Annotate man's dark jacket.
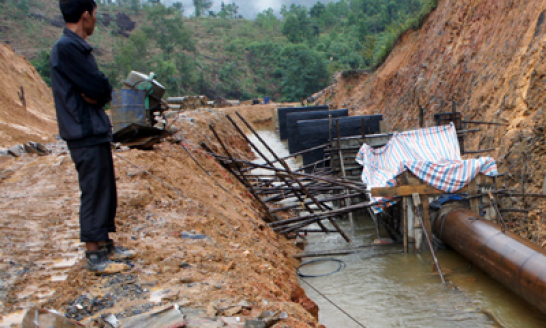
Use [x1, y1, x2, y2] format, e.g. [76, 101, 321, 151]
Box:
[50, 28, 113, 148]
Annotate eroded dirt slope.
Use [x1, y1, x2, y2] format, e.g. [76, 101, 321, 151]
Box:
[0, 44, 57, 147]
[0, 104, 320, 327]
[316, 0, 546, 245]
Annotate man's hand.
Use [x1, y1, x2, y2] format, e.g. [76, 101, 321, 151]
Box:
[81, 93, 98, 105]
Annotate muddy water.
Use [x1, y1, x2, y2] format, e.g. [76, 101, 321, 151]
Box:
[246, 129, 300, 175]
[249, 128, 546, 328]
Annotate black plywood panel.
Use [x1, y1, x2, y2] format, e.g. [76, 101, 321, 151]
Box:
[286, 109, 348, 154]
[277, 106, 329, 140]
[297, 115, 383, 171]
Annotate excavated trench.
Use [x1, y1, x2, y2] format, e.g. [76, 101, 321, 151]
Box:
[251, 122, 546, 328]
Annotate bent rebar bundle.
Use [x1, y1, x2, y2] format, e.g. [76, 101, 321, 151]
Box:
[202, 112, 385, 243]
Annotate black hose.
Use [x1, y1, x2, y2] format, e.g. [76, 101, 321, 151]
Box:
[296, 258, 346, 278]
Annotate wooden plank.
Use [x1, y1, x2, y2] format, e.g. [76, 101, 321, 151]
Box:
[403, 197, 408, 254]
[336, 123, 355, 238]
[371, 183, 469, 197]
[412, 194, 422, 251]
[469, 179, 479, 214]
[421, 196, 432, 240]
[412, 192, 446, 284]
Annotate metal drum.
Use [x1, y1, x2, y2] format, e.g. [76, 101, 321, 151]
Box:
[110, 89, 148, 134]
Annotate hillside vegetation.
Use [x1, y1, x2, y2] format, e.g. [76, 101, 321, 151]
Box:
[1, 0, 438, 101]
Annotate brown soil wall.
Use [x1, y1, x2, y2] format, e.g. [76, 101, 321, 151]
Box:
[0, 44, 57, 147]
[315, 0, 546, 247]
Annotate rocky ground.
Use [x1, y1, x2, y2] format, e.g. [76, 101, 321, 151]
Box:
[0, 104, 321, 328]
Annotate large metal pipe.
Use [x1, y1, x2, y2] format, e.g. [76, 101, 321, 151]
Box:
[432, 206, 546, 314]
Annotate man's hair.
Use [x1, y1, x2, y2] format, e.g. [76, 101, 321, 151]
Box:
[60, 0, 97, 23]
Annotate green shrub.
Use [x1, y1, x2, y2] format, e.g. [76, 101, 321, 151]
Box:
[30, 50, 51, 86]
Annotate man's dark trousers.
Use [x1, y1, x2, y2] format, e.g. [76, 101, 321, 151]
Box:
[70, 143, 117, 242]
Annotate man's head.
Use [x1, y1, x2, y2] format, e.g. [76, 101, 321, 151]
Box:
[60, 0, 97, 37]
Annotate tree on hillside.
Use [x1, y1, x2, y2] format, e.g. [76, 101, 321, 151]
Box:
[255, 8, 279, 30]
[282, 15, 303, 43]
[230, 2, 239, 17]
[113, 30, 149, 79]
[171, 1, 183, 13]
[309, 2, 326, 19]
[279, 4, 288, 17]
[142, 4, 195, 56]
[277, 44, 328, 101]
[328, 0, 349, 18]
[218, 1, 239, 19]
[193, 0, 212, 17]
[129, 0, 141, 14]
[108, 4, 197, 96]
[281, 5, 312, 43]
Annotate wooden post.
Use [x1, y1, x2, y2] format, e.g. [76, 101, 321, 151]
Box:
[18, 86, 26, 109]
[328, 115, 333, 144]
[403, 197, 408, 254]
[523, 155, 528, 209]
[488, 191, 508, 233]
[468, 179, 479, 215]
[451, 101, 457, 124]
[413, 193, 445, 284]
[361, 118, 367, 138]
[421, 195, 432, 241]
[336, 120, 355, 237]
[413, 195, 423, 251]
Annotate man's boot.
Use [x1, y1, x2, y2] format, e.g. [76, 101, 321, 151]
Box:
[101, 239, 136, 261]
[85, 249, 129, 275]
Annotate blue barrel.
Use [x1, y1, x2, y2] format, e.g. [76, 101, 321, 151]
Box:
[264, 96, 270, 104]
[111, 89, 148, 134]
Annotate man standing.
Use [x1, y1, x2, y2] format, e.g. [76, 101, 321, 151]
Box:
[51, 0, 134, 274]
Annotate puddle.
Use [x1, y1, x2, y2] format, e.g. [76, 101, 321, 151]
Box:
[0, 310, 26, 327]
[51, 257, 78, 270]
[51, 274, 68, 282]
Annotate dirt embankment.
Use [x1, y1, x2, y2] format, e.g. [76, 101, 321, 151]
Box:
[315, 0, 546, 246]
[0, 44, 57, 147]
[0, 44, 320, 327]
[0, 104, 321, 327]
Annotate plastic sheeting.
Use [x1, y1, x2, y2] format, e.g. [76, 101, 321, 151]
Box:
[355, 123, 498, 203]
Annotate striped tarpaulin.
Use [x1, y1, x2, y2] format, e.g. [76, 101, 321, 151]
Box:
[356, 123, 498, 205]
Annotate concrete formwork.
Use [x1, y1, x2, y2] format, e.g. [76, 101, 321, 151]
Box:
[286, 108, 349, 154]
[297, 115, 383, 171]
[277, 105, 329, 140]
